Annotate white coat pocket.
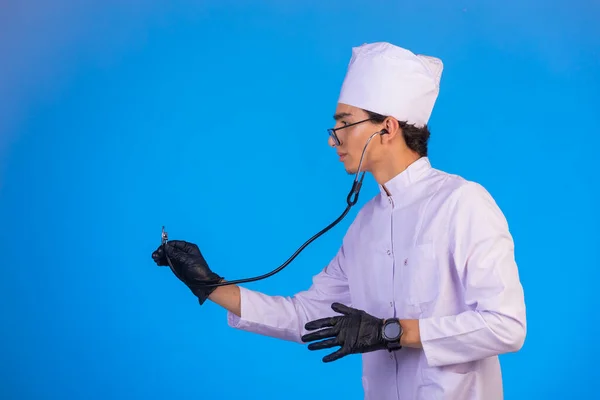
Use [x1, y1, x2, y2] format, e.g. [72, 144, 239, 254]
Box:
[399, 242, 440, 315]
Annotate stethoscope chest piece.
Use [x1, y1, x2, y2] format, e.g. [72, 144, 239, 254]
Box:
[161, 226, 168, 245]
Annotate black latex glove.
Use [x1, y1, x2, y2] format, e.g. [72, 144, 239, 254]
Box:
[152, 240, 223, 305]
[301, 302, 388, 363]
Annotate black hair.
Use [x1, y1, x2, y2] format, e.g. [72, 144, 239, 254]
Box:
[364, 110, 430, 157]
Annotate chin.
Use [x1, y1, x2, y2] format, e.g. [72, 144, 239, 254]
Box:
[341, 158, 361, 175]
[344, 165, 359, 175]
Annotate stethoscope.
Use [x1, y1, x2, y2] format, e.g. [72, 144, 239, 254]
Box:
[160, 128, 387, 288]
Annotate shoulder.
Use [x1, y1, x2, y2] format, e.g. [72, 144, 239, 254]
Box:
[429, 169, 509, 234]
[427, 167, 500, 211]
[419, 167, 509, 235]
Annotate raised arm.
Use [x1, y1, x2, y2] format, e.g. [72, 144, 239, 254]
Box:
[152, 238, 352, 344]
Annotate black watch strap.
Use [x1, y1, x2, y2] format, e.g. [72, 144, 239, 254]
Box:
[386, 339, 403, 352]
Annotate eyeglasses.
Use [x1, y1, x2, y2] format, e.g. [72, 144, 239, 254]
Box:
[327, 118, 374, 146]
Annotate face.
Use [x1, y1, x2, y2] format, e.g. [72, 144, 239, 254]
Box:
[328, 103, 384, 174]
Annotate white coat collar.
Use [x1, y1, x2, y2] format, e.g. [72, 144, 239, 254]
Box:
[378, 156, 432, 201]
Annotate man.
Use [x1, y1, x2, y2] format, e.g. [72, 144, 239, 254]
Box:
[152, 42, 527, 399]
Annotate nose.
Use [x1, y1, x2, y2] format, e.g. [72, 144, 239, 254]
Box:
[328, 135, 337, 147]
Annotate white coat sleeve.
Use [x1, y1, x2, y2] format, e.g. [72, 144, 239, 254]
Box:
[226, 244, 351, 343]
[419, 181, 527, 367]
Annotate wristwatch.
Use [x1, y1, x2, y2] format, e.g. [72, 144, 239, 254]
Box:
[382, 318, 403, 351]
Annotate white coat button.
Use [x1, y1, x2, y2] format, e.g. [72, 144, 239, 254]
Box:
[390, 302, 393, 307]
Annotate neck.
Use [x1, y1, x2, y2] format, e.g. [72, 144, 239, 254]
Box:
[371, 150, 421, 193]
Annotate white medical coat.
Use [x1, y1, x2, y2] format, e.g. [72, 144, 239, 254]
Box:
[228, 157, 527, 399]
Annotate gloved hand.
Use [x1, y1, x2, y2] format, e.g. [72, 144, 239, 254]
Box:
[152, 240, 223, 305]
[301, 303, 392, 362]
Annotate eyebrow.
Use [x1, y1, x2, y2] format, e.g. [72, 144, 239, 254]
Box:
[333, 112, 352, 121]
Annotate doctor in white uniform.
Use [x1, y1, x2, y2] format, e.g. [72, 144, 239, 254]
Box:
[152, 41, 527, 400]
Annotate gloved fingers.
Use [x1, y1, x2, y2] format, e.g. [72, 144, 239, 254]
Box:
[307, 338, 339, 351]
[331, 302, 358, 316]
[322, 348, 348, 363]
[304, 316, 340, 331]
[301, 327, 337, 343]
[167, 240, 201, 255]
[167, 247, 199, 266]
[152, 246, 169, 266]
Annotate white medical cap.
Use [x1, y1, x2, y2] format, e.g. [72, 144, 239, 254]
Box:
[337, 42, 443, 128]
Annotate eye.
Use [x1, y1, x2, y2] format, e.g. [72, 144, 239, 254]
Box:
[333, 120, 349, 130]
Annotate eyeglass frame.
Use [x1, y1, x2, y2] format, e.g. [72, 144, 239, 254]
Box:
[327, 118, 376, 146]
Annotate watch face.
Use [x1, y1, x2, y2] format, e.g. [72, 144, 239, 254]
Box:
[383, 321, 401, 339]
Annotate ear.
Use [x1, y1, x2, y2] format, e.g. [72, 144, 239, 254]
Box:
[380, 117, 401, 142]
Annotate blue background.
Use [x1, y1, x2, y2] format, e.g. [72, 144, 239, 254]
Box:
[1, 1, 599, 399]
